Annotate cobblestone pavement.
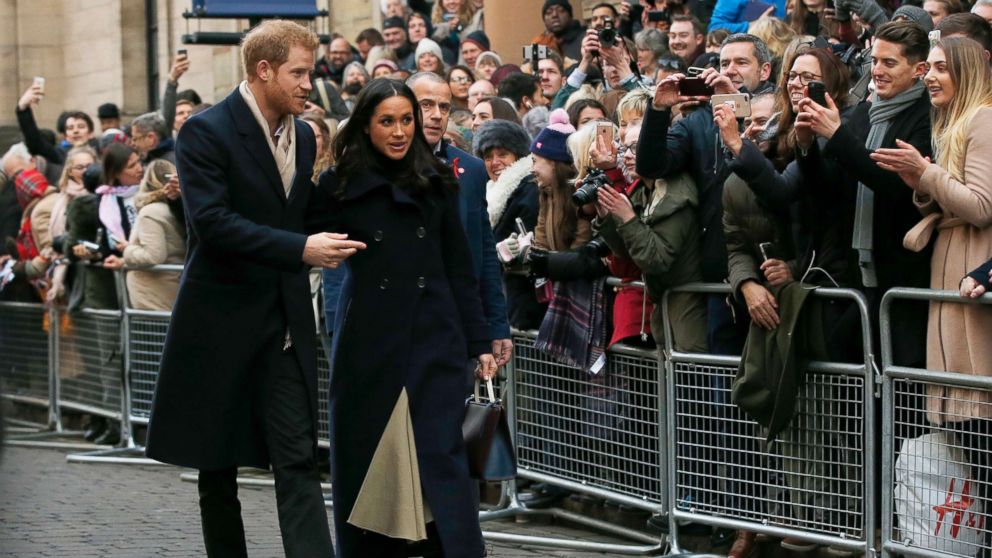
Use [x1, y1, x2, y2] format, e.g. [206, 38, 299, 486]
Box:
[0, 445, 650, 557]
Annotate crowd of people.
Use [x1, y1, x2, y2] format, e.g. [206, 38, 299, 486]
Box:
[4, 0, 992, 555]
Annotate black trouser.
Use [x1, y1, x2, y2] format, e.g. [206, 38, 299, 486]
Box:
[198, 347, 332, 558]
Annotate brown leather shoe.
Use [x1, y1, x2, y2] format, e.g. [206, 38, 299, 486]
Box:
[728, 531, 757, 558]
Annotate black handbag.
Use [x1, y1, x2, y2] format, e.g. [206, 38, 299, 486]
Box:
[462, 379, 516, 481]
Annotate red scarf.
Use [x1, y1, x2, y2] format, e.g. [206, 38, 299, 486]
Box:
[14, 168, 50, 261]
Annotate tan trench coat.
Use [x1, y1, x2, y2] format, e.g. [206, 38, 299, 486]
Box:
[908, 108, 992, 424]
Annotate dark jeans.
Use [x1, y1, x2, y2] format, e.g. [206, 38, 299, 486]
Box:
[198, 347, 332, 558]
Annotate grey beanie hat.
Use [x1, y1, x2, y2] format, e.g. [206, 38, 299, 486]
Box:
[892, 5, 935, 34]
[473, 119, 532, 159]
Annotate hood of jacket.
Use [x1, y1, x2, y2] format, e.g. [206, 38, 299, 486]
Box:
[637, 172, 697, 224]
[486, 155, 534, 227]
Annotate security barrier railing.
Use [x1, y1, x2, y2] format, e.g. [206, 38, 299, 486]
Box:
[19, 267, 992, 556]
[881, 288, 992, 558]
[0, 301, 56, 429]
[661, 283, 876, 554]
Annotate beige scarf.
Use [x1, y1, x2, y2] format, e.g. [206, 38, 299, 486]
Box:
[238, 80, 297, 197]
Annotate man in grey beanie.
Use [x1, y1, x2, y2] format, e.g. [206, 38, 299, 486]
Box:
[892, 4, 936, 33]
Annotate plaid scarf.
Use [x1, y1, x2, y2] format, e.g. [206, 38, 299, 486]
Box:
[534, 277, 608, 373]
[14, 168, 51, 260]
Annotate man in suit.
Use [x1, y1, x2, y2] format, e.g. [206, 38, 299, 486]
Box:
[406, 72, 512, 367]
[145, 20, 364, 558]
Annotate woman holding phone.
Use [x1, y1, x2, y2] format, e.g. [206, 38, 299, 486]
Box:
[307, 78, 496, 558]
[871, 37, 992, 484]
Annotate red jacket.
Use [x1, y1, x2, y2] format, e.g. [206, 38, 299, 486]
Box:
[603, 170, 654, 346]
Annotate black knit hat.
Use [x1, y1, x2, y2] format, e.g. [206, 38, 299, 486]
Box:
[473, 119, 532, 159]
[542, 0, 573, 16]
[383, 16, 405, 30]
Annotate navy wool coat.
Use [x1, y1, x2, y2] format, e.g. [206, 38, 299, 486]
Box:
[439, 141, 511, 341]
[308, 166, 491, 557]
[145, 89, 319, 471]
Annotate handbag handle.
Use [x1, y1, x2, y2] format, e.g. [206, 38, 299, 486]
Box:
[473, 378, 497, 402]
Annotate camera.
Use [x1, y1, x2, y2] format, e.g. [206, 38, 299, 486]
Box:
[598, 17, 617, 47]
[571, 168, 612, 206]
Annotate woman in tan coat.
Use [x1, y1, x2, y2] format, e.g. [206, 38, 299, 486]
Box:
[103, 159, 185, 311]
[873, 36, 992, 427]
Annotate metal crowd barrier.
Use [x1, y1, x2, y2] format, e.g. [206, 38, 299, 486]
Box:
[881, 288, 992, 558]
[0, 301, 58, 432]
[661, 283, 876, 554]
[479, 277, 668, 555]
[67, 266, 334, 465]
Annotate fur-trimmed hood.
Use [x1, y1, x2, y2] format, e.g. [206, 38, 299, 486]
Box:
[486, 155, 534, 228]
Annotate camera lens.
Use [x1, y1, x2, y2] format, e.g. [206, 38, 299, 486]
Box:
[598, 27, 616, 47]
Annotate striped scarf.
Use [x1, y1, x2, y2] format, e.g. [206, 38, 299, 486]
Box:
[534, 277, 608, 373]
[14, 168, 50, 260]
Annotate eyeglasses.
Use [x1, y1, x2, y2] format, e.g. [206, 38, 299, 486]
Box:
[419, 99, 452, 115]
[786, 71, 823, 86]
[619, 143, 638, 156]
[450, 76, 473, 85]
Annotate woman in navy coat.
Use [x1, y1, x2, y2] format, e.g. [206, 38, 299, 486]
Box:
[307, 78, 498, 557]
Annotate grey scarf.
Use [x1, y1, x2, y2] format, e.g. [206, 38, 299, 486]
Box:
[852, 80, 926, 287]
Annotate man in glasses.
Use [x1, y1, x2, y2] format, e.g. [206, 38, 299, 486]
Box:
[794, 20, 932, 371]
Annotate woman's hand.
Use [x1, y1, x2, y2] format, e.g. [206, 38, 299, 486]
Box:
[713, 103, 743, 156]
[596, 184, 637, 223]
[760, 258, 793, 286]
[741, 280, 780, 330]
[589, 132, 618, 170]
[961, 276, 987, 298]
[870, 139, 930, 189]
[103, 255, 125, 270]
[475, 354, 498, 380]
[72, 244, 99, 261]
[164, 175, 181, 200]
[797, 92, 842, 140]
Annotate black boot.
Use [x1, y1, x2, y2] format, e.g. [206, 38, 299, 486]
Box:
[94, 421, 120, 445]
[84, 416, 107, 442]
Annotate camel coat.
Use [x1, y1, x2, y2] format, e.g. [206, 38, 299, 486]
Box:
[910, 108, 992, 424]
[123, 201, 185, 311]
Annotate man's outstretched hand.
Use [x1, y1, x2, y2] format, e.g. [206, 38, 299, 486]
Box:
[303, 232, 366, 268]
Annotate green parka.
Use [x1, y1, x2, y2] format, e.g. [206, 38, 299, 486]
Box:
[596, 173, 707, 353]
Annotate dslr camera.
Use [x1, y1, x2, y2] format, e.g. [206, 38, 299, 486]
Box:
[598, 17, 617, 48]
[571, 168, 612, 206]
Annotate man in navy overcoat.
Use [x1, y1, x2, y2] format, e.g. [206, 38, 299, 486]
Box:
[145, 21, 363, 558]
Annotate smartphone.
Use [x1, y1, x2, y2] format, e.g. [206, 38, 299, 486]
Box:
[596, 122, 615, 146]
[522, 44, 549, 62]
[77, 240, 101, 253]
[647, 9, 670, 22]
[515, 217, 529, 236]
[33, 76, 45, 93]
[807, 80, 827, 107]
[758, 242, 778, 261]
[928, 30, 941, 50]
[678, 77, 714, 97]
[710, 93, 752, 118]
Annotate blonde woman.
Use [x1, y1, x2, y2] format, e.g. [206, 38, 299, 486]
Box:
[748, 17, 798, 79]
[43, 147, 97, 303]
[872, 36, 992, 486]
[103, 159, 185, 311]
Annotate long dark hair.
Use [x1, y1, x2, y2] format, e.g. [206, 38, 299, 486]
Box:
[101, 143, 137, 186]
[332, 78, 453, 193]
[774, 47, 850, 167]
